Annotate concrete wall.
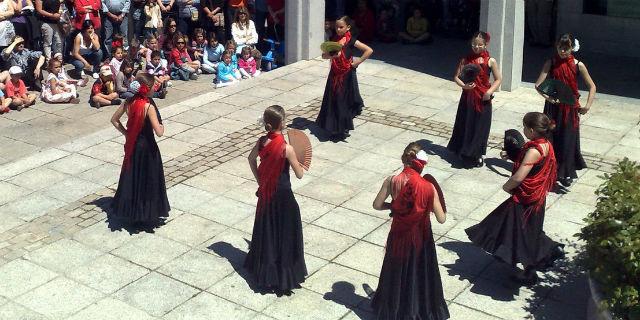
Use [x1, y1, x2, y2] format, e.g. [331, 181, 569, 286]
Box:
[557, 2, 640, 58]
[285, 0, 325, 64]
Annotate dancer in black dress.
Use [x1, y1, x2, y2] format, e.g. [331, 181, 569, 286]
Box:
[466, 112, 564, 285]
[535, 33, 596, 187]
[371, 142, 449, 320]
[110, 73, 170, 228]
[447, 31, 502, 168]
[245, 105, 308, 294]
[316, 16, 373, 142]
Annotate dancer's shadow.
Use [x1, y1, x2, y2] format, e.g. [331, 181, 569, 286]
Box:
[323, 281, 376, 320]
[92, 196, 164, 235]
[289, 117, 331, 142]
[438, 241, 522, 301]
[484, 157, 512, 178]
[207, 241, 267, 294]
[415, 139, 462, 168]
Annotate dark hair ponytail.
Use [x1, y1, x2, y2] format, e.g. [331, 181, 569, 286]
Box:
[471, 31, 490, 44]
[523, 112, 555, 138]
[263, 105, 285, 132]
[557, 33, 575, 50]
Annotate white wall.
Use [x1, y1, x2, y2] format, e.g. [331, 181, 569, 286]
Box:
[557, 1, 640, 58]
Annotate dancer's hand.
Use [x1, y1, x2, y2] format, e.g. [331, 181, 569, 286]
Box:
[462, 83, 476, 90]
[578, 106, 590, 115]
[482, 92, 492, 101]
[500, 150, 509, 160]
[545, 97, 560, 104]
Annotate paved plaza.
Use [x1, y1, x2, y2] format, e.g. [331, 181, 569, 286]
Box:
[0, 48, 639, 319]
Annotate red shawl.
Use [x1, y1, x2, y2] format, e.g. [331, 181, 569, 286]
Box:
[511, 138, 557, 222]
[122, 84, 151, 171]
[331, 31, 353, 92]
[389, 166, 434, 259]
[257, 132, 287, 210]
[464, 50, 491, 113]
[551, 55, 580, 129]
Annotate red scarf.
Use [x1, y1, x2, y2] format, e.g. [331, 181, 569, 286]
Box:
[512, 138, 557, 223]
[257, 132, 287, 210]
[331, 31, 353, 93]
[389, 166, 434, 259]
[551, 55, 580, 129]
[464, 50, 491, 113]
[122, 84, 151, 171]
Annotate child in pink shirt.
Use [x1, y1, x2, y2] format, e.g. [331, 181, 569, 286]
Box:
[238, 46, 260, 78]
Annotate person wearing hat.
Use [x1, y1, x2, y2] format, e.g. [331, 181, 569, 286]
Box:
[6, 66, 37, 111]
[90, 65, 121, 108]
[2, 35, 45, 91]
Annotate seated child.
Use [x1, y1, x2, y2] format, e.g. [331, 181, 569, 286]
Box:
[0, 89, 11, 114]
[53, 53, 88, 87]
[109, 46, 125, 77]
[115, 58, 136, 99]
[147, 50, 170, 98]
[0, 70, 9, 92]
[170, 34, 201, 81]
[225, 40, 239, 70]
[6, 66, 37, 111]
[352, 0, 375, 42]
[190, 27, 206, 61]
[90, 65, 121, 108]
[399, 8, 432, 44]
[238, 46, 260, 78]
[41, 59, 80, 104]
[216, 50, 241, 88]
[201, 32, 224, 74]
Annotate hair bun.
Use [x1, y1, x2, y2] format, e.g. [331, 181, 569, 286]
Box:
[548, 119, 557, 131]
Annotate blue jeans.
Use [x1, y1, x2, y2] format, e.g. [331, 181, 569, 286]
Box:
[71, 50, 103, 74]
[103, 14, 129, 55]
[131, 6, 145, 42]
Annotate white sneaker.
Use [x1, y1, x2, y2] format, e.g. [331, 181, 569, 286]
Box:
[92, 73, 99, 79]
[80, 70, 86, 77]
[166, 81, 173, 87]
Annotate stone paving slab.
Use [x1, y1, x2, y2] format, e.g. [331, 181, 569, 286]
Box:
[0, 52, 637, 320]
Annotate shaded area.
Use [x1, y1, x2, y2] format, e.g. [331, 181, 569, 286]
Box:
[484, 157, 512, 178]
[369, 37, 640, 99]
[323, 281, 375, 320]
[91, 196, 165, 235]
[290, 116, 332, 142]
[416, 138, 466, 169]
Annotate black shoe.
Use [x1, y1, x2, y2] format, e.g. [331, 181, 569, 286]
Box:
[511, 268, 538, 286]
[111, 99, 123, 105]
[559, 177, 573, 187]
[475, 157, 484, 168]
[362, 284, 375, 298]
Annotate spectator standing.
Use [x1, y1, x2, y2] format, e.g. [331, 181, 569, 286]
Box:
[131, 0, 146, 42]
[36, 0, 63, 60]
[266, 0, 283, 40]
[11, 0, 37, 48]
[102, 0, 131, 54]
[73, 0, 102, 31]
[176, 0, 199, 36]
[0, 0, 16, 51]
[144, 0, 162, 38]
[225, 0, 244, 39]
[201, 0, 224, 42]
[253, 0, 266, 41]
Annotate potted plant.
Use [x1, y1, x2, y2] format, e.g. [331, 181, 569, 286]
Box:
[577, 158, 640, 320]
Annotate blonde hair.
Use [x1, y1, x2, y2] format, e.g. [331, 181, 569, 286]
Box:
[401, 142, 422, 165]
[263, 105, 285, 132]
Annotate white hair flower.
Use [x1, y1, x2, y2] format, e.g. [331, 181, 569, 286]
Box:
[257, 115, 265, 126]
[573, 38, 580, 52]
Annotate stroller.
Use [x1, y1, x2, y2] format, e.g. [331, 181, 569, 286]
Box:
[261, 25, 285, 71]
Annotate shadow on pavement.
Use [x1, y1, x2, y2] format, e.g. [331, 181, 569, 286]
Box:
[438, 241, 523, 301]
[485, 157, 512, 178]
[323, 281, 375, 320]
[91, 196, 166, 235]
[416, 138, 462, 168]
[289, 117, 332, 142]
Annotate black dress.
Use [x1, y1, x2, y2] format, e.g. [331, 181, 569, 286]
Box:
[316, 35, 364, 138]
[244, 161, 307, 292]
[447, 64, 492, 163]
[543, 60, 587, 181]
[465, 163, 564, 270]
[112, 102, 170, 223]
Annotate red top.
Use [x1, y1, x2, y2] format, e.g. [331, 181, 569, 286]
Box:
[331, 31, 353, 92]
[512, 139, 557, 221]
[123, 84, 151, 170]
[256, 132, 287, 210]
[551, 54, 581, 128]
[388, 166, 434, 259]
[6, 79, 27, 97]
[170, 48, 192, 66]
[73, 0, 102, 30]
[463, 50, 491, 113]
[228, 0, 244, 8]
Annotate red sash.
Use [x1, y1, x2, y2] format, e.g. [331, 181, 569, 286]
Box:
[122, 84, 151, 171]
[389, 166, 434, 259]
[331, 31, 353, 92]
[551, 55, 581, 129]
[511, 139, 557, 222]
[464, 50, 491, 113]
[256, 132, 287, 210]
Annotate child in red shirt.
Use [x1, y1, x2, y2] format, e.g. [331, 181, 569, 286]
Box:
[90, 65, 121, 108]
[170, 34, 201, 80]
[6, 66, 36, 111]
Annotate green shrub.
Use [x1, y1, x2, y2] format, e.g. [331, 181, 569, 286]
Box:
[578, 158, 640, 320]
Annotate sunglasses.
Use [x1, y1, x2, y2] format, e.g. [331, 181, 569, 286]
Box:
[176, 41, 185, 44]
[169, 24, 177, 27]
[239, 12, 246, 15]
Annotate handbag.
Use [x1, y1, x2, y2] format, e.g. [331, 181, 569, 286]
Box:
[190, 7, 199, 22]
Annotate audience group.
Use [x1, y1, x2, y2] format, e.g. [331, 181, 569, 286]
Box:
[0, 0, 285, 113]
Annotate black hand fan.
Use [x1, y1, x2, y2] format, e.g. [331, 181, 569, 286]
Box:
[459, 64, 481, 84]
[503, 129, 525, 162]
[536, 79, 576, 105]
